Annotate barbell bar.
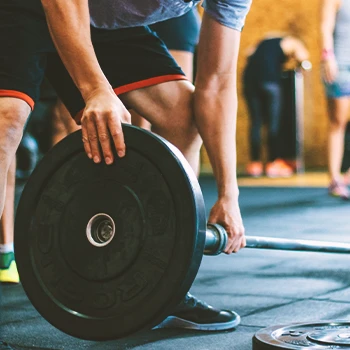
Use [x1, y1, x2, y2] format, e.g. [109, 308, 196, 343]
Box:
[206, 223, 350, 255]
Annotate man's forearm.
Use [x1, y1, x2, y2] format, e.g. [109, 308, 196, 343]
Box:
[194, 86, 239, 198]
[194, 14, 241, 199]
[41, 0, 111, 99]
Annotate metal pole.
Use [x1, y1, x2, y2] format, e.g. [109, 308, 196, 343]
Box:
[205, 223, 350, 256]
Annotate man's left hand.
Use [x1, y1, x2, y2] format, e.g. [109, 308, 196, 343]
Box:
[208, 197, 246, 254]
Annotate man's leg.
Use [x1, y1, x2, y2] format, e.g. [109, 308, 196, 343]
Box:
[120, 82, 240, 331]
[52, 99, 80, 146]
[131, 50, 196, 132]
[0, 98, 30, 215]
[0, 158, 19, 283]
[120, 80, 202, 175]
[0, 98, 30, 282]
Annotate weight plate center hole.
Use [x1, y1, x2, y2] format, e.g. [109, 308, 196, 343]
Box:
[86, 213, 115, 247]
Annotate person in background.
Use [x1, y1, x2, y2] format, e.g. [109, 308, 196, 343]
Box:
[321, 0, 350, 200]
[243, 34, 309, 178]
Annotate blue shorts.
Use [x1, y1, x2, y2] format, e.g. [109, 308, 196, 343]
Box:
[324, 65, 350, 98]
[149, 9, 200, 53]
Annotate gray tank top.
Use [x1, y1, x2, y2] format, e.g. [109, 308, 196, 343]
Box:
[88, 0, 199, 29]
[88, 0, 252, 32]
[334, 0, 350, 65]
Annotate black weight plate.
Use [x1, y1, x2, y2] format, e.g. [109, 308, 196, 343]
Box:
[15, 124, 206, 340]
[253, 321, 350, 350]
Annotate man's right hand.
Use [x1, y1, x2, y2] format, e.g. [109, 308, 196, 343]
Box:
[81, 87, 131, 165]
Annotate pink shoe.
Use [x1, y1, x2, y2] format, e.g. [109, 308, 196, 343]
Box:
[266, 159, 293, 178]
[246, 161, 263, 177]
[328, 180, 350, 200]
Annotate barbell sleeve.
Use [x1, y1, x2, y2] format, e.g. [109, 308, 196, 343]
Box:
[205, 223, 350, 256]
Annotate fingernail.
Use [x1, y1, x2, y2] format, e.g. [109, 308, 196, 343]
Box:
[88, 153, 92, 159]
[93, 156, 100, 163]
[105, 157, 112, 165]
[118, 151, 125, 157]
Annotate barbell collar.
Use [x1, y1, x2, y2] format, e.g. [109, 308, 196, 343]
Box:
[205, 224, 350, 255]
[205, 223, 228, 255]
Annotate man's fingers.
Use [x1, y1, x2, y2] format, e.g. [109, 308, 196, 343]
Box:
[241, 235, 247, 249]
[85, 117, 101, 163]
[224, 228, 245, 254]
[108, 114, 127, 158]
[81, 124, 92, 159]
[96, 118, 114, 165]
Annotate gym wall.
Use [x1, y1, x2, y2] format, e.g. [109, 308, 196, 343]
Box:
[201, 0, 332, 173]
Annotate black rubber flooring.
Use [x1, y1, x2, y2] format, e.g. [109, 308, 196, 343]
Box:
[1, 176, 350, 349]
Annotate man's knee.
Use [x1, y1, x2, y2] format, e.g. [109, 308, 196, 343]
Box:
[0, 98, 30, 159]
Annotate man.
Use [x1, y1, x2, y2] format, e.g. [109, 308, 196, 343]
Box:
[0, 0, 251, 331]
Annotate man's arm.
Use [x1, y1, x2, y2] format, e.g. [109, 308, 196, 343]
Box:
[41, 0, 130, 164]
[194, 13, 245, 254]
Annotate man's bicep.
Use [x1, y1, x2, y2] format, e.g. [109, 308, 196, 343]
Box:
[201, 0, 252, 32]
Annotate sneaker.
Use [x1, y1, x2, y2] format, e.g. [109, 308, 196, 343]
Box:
[266, 159, 293, 178]
[154, 293, 240, 331]
[0, 259, 20, 284]
[246, 161, 263, 177]
[328, 179, 350, 200]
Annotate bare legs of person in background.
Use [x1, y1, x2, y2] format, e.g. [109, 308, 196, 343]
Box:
[131, 50, 194, 131]
[327, 96, 350, 199]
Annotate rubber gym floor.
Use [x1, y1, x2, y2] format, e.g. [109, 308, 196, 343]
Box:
[2, 174, 350, 350]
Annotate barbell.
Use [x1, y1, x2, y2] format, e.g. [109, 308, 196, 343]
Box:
[14, 124, 350, 341]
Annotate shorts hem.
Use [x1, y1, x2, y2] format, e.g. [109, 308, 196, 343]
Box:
[0, 90, 34, 110]
[74, 74, 187, 124]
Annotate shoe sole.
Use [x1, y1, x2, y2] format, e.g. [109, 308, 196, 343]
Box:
[153, 314, 241, 331]
[0, 261, 20, 284]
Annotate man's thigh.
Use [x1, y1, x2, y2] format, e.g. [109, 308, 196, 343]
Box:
[120, 80, 195, 128]
[47, 26, 188, 123]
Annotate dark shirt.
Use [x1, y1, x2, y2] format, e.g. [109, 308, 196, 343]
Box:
[244, 37, 287, 85]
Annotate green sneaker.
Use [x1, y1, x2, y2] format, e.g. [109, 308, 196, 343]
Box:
[0, 252, 19, 283]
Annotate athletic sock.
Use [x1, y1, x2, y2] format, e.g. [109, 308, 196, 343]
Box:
[0, 243, 15, 269]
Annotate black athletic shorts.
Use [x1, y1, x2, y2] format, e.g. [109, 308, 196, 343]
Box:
[0, 5, 186, 122]
[150, 8, 200, 53]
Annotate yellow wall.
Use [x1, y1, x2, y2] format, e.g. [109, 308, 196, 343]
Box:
[201, 0, 331, 173]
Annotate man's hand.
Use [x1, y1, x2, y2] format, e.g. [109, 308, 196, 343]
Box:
[81, 87, 131, 164]
[208, 197, 246, 254]
[322, 56, 338, 84]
